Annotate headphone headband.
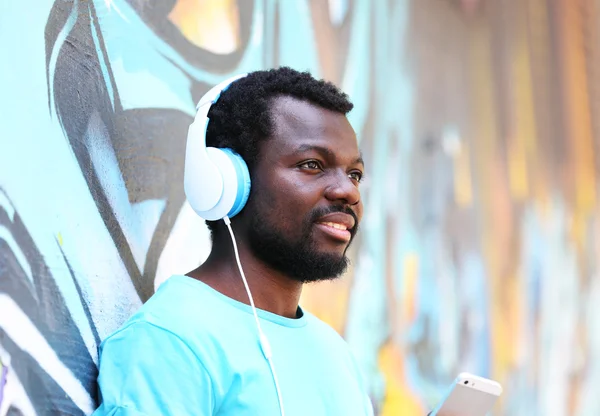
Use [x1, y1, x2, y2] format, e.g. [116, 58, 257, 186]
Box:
[184, 73, 252, 220]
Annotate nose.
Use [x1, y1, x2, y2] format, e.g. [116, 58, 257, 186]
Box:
[324, 170, 361, 206]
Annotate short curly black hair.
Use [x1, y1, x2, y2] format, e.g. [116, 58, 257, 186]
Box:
[204, 66, 354, 236]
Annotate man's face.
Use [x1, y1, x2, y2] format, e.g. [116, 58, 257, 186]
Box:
[242, 96, 364, 283]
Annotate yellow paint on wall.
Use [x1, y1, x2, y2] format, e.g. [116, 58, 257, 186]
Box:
[559, 0, 596, 215]
[454, 144, 474, 207]
[169, 0, 240, 54]
[526, 0, 552, 207]
[507, 136, 529, 200]
[378, 342, 424, 416]
[507, 2, 540, 201]
[401, 253, 419, 324]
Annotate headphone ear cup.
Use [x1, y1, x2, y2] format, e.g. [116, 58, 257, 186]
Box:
[197, 148, 250, 220]
[220, 148, 251, 218]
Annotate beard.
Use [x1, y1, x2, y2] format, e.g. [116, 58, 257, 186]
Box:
[245, 204, 358, 283]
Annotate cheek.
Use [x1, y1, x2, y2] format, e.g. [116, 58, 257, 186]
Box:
[258, 179, 316, 229]
[250, 182, 302, 227]
[271, 188, 306, 226]
[250, 162, 326, 222]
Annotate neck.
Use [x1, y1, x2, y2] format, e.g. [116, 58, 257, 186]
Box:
[186, 231, 303, 319]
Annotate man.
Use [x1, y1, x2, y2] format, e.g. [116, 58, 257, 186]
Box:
[93, 67, 373, 415]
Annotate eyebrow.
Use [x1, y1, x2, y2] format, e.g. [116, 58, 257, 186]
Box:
[293, 144, 365, 167]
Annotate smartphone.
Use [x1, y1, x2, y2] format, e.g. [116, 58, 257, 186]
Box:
[429, 372, 503, 416]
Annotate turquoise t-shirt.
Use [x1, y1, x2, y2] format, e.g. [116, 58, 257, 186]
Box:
[93, 275, 374, 415]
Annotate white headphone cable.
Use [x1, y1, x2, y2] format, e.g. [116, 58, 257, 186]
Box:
[223, 216, 285, 416]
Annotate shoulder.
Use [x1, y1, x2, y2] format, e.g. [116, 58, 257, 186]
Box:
[121, 275, 234, 339]
[98, 319, 202, 366]
[100, 275, 255, 365]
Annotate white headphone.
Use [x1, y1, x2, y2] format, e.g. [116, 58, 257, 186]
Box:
[184, 73, 252, 221]
[184, 74, 286, 416]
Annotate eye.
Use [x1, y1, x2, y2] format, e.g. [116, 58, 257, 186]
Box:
[348, 170, 363, 183]
[298, 160, 323, 170]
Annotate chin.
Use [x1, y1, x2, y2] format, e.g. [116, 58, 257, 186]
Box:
[299, 253, 350, 283]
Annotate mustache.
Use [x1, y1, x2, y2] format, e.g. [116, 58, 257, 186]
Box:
[308, 205, 360, 235]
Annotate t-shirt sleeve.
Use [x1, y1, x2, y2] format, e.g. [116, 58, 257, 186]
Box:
[92, 321, 215, 416]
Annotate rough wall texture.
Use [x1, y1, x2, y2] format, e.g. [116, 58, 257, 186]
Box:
[1, 0, 599, 415]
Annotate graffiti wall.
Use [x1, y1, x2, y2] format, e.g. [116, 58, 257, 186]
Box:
[1, 0, 599, 415]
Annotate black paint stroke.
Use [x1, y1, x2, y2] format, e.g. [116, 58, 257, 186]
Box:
[0, 188, 98, 413]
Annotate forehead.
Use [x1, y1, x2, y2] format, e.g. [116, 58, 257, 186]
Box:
[266, 96, 359, 156]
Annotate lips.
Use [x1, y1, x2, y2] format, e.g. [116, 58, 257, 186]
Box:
[318, 221, 348, 230]
[314, 212, 356, 243]
[316, 212, 355, 230]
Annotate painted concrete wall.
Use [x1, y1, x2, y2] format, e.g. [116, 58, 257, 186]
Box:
[1, 0, 599, 415]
